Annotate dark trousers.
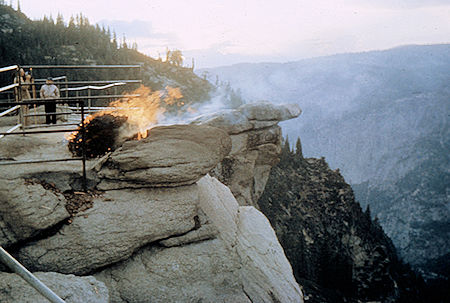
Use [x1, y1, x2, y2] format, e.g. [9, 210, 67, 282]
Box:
[45, 102, 57, 124]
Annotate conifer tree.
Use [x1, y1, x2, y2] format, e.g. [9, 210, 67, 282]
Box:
[295, 137, 303, 158]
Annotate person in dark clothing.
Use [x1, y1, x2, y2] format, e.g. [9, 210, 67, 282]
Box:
[39, 77, 60, 124]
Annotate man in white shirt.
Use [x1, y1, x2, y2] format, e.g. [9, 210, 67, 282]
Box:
[40, 77, 60, 124]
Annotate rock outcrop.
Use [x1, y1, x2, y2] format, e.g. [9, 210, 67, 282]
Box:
[1, 122, 303, 302]
[17, 185, 198, 275]
[97, 124, 231, 189]
[95, 175, 303, 303]
[0, 272, 109, 303]
[193, 101, 301, 206]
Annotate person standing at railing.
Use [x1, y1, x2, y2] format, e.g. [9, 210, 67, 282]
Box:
[14, 68, 32, 125]
[40, 77, 60, 124]
[14, 68, 32, 100]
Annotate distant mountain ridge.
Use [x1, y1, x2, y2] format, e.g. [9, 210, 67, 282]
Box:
[201, 44, 450, 272]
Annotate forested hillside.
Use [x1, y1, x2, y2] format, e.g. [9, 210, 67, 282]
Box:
[258, 139, 447, 303]
[0, 4, 213, 104]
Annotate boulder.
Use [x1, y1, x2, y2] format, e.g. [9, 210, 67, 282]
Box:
[192, 101, 302, 134]
[0, 178, 69, 247]
[239, 101, 302, 121]
[17, 185, 198, 275]
[97, 124, 231, 189]
[0, 271, 108, 303]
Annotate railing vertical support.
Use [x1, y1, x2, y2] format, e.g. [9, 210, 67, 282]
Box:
[65, 77, 68, 98]
[87, 87, 91, 112]
[80, 102, 87, 192]
[0, 247, 66, 303]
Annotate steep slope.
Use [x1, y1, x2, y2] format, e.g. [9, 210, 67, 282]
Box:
[258, 140, 426, 303]
[201, 45, 450, 269]
[0, 4, 213, 104]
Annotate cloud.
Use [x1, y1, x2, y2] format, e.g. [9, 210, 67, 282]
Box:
[98, 18, 182, 57]
[99, 19, 178, 41]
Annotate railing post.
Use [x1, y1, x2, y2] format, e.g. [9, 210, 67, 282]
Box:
[0, 247, 66, 303]
[87, 87, 91, 113]
[80, 101, 87, 192]
[65, 76, 68, 98]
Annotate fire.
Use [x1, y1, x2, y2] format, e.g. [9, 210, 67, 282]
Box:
[66, 85, 183, 157]
[67, 85, 183, 141]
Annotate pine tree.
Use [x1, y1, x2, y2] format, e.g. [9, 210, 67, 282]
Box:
[281, 136, 291, 158]
[122, 34, 128, 49]
[365, 204, 372, 219]
[111, 31, 117, 49]
[56, 13, 64, 26]
[295, 137, 303, 159]
[68, 15, 75, 28]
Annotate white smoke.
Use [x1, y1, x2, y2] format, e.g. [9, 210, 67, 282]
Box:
[158, 85, 246, 126]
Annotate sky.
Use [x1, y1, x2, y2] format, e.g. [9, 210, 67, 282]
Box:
[18, 0, 450, 68]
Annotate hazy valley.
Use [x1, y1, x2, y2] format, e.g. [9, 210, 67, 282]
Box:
[201, 44, 450, 274]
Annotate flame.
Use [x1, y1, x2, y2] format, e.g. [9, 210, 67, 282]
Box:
[66, 85, 183, 142]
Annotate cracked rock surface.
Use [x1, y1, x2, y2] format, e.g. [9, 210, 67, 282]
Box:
[16, 185, 198, 275]
[0, 178, 69, 247]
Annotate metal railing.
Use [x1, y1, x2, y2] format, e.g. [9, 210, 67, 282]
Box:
[0, 64, 143, 302]
[0, 99, 88, 190]
[0, 246, 65, 303]
[0, 65, 142, 181]
[22, 65, 141, 69]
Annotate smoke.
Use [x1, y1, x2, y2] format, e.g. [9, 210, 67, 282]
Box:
[158, 85, 246, 126]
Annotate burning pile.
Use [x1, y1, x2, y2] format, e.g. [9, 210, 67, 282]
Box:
[68, 114, 128, 157]
[67, 86, 182, 158]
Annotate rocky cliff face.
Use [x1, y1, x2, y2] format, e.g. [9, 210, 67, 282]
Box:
[193, 101, 302, 207]
[192, 103, 429, 302]
[0, 110, 302, 302]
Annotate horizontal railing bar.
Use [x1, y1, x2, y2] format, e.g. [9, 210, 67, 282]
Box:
[0, 83, 19, 93]
[0, 128, 76, 135]
[0, 157, 83, 165]
[68, 106, 115, 110]
[34, 76, 67, 81]
[24, 123, 80, 129]
[0, 94, 140, 106]
[0, 105, 20, 117]
[70, 111, 100, 114]
[0, 65, 19, 73]
[35, 80, 141, 84]
[0, 124, 21, 139]
[60, 83, 126, 92]
[22, 65, 141, 69]
[24, 112, 74, 117]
